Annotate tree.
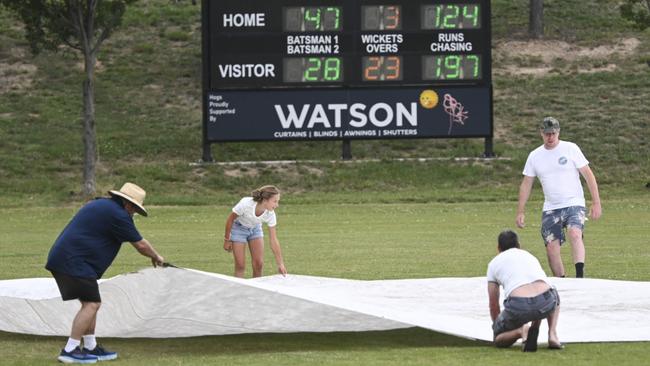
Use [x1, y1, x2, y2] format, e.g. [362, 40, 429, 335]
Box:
[0, 0, 137, 197]
[529, 0, 544, 38]
[621, 0, 650, 30]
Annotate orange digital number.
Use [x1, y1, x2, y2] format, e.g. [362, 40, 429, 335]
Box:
[385, 6, 400, 30]
[364, 56, 380, 80]
[386, 56, 400, 80]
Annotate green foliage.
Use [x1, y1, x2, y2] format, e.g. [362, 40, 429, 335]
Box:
[620, 0, 650, 30]
[0, 0, 137, 53]
[0, 0, 143, 195]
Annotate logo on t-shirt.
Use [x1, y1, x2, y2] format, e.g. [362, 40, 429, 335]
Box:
[558, 156, 568, 165]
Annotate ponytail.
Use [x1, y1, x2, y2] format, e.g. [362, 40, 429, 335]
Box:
[251, 185, 280, 202]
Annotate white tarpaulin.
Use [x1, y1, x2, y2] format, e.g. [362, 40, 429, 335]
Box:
[1, 267, 649, 343]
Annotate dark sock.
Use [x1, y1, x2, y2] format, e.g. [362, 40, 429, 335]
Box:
[575, 262, 584, 278]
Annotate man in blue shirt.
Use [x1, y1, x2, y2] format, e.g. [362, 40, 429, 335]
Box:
[46, 182, 165, 363]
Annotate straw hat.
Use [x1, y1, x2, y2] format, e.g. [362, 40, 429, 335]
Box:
[108, 182, 148, 217]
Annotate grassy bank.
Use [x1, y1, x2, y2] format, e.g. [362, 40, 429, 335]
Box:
[0, 0, 649, 206]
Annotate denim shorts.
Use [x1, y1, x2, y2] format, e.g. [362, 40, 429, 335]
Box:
[230, 220, 263, 243]
[541, 206, 586, 246]
[492, 287, 560, 337]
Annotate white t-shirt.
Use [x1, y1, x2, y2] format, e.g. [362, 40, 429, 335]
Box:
[232, 197, 277, 228]
[486, 248, 550, 298]
[522, 140, 589, 210]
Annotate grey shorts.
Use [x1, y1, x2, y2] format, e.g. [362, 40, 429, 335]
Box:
[492, 287, 560, 337]
[541, 206, 586, 246]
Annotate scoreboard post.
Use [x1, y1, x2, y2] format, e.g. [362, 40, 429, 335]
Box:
[201, 0, 493, 162]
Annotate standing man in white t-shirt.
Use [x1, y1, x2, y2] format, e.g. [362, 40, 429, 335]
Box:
[516, 117, 602, 278]
[487, 230, 562, 351]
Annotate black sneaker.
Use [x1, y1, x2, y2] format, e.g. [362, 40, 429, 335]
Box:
[522, 327, 539, 352]
[83, 345, 118, 361]
[57, 346, 98, 364]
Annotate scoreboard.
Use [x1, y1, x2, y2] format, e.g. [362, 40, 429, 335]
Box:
[201, 0, 493, 156]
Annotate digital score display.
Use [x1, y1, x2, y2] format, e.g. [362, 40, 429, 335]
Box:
[283, 57, 343, 83]
[202, 0, 493, 148]
[362, 5, 402, 30]
[422, 54, 481, 80]
[207, 0, 491, 88]
[362, 56, 402, 81]
[283, 6, 343, 31]
[421, 4, 481, 29]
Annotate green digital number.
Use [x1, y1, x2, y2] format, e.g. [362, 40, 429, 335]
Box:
[445, 55, 461, 78]
[467, 55, 480, 77]
[443, 5, 459, 28]
[431, 4, 480, 29]
[435, 5, 460, 29]
[435, 57, 443, 79]
[324, 58, 341, 81]
[304, 8, 321, 30]
[425, 55, 481, 80]
[463, 5, 480, 28]
[325, 7, 340, 30]
[434, 5, 442, 28]
[303, 58, 341, 81]
[304, 58, 321, 81]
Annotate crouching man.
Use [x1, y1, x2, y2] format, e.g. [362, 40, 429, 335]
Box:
[487, 230, 562, 352]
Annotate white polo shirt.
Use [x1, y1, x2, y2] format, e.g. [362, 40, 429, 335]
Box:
[487, 248, 550, 298]
[232, 197, 277, 228]
[522, 140, 589, 211]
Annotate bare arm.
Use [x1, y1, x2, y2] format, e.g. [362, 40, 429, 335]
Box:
[488, 281, 501, 322]
[268, 226, 287, 276]
[516, 175, 535, 228]
[579, 165, 601, 220]
[130, 239, 164, 267]
[223, 212, 237, 252]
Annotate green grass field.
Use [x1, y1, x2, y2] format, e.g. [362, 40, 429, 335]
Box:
[2, 201, 650, 281]
[1, 200, 649, 365]
[1, 0, 650, 364]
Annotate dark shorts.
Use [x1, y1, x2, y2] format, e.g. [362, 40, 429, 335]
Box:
[51, 271, 101, 302]
[541, 206, 586, 246]
[492, 287, 560, 337]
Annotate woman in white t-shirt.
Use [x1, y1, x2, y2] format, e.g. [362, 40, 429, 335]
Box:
[223, 185, 287, 278]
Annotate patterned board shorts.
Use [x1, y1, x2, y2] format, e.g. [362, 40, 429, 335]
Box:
[541, 206, 586, 246]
